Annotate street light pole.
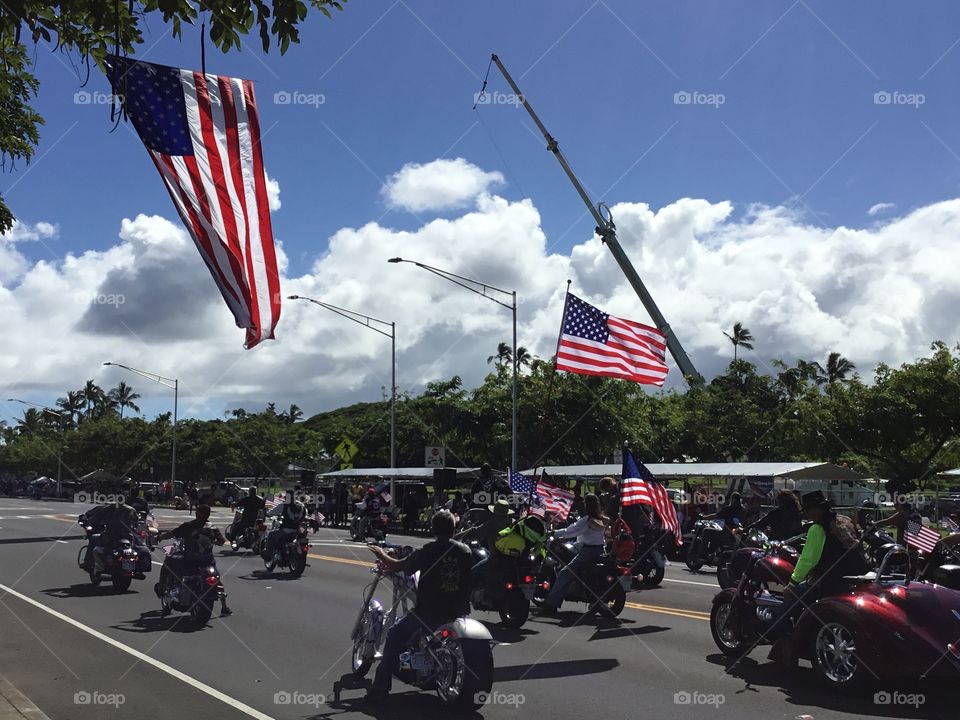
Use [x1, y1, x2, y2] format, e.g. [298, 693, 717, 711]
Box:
[288, 295, 397, 500]
[388, 257, 519, 472]
[103, 363, 178, 489]
[7, 399, 63, 497]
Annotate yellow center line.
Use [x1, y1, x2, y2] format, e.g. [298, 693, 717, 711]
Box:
[308, 552, 709, 621]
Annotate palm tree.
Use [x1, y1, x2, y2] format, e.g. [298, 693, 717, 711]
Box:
[81, 379, 105, 417]
[56, 390, 85, 427]
[515, 346, 532, 370]
[486, 342, 512, 370]
[723, 322, 754, 361]
[16, 408, 45, 435]
[819, 352, 856, 385]
[108, 381, 141, 419]
[286, 403, 303, 424]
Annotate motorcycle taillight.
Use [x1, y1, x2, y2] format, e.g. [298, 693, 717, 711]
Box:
[205, 575, 218, 587]
[523, 575, 535, 584]
[505, 582, 515, 590]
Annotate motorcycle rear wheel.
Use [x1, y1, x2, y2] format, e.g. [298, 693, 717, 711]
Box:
[531, 567, 555, 607]
[89, 569, 102, 586]
[112, 574, 132, 593]
[498, 589, 530, 628]
[642, 564, 665, 588]
[436, 639, 493, 710]
[190, 592, 214, 625]
[593, 583, 626, 617]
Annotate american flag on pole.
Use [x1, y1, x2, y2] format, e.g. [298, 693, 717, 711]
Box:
[509, 469, 536, 496]
[264, 493, 284, 511]
[622, 449, 682, 545]
[943, 517, 959, 534]
[905, 520, 940, 554]
[536, 478, 574, 522]
[106, 57, 281, 348]
[555, 293, 668, 386]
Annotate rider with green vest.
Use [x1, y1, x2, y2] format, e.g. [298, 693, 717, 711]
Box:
[470, 514, 547, 585]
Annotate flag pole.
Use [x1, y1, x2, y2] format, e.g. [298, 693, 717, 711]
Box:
[532, 280, 572, 466]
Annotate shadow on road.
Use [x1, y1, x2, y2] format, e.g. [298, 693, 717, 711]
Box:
[236, 569, 307, 582]
[494, 657, 619, 682]
[588, 621, 669, 641]
[479, 622, 539, 644]
[41, 584, 129, 599]
[0, 535, 86, 545]
[707, 653, 951, 719]
[321, 673, 483, 720]
[110, 609, 212, 634]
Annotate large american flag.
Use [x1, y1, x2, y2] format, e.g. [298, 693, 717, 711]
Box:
[107, 57, 281, 348]
[555, 293, 668, 386]
[621, 449, 682, 545]
[905, 520, 940, 554]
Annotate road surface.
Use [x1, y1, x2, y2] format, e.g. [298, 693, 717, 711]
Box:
[0, 498, 950, 719]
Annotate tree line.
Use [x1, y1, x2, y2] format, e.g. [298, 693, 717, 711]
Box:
[2, 335, 959, 496]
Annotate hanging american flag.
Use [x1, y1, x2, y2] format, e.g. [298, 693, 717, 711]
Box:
[622, 449, 682, 545]
[106, 56, 281, 348]
[555, 292, 668, 386]
[905, 520, 940, 554]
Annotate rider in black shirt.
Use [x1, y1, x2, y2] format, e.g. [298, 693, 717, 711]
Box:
[366, 510, 472, 701]
[236, 488, 265, 532]
[156, 505, 231, 615]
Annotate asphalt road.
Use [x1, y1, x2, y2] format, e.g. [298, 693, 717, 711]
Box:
[0, 498, 951, 720]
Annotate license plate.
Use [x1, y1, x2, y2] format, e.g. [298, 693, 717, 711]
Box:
[521, 585, 535, 600]
[121, 559, 136, 571]
[618, 576, 632, 590]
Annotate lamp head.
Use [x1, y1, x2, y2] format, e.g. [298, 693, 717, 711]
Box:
[287, 295, 300, 300]
[387, 257, 403, 264]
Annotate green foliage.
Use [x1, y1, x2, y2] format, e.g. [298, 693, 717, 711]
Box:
[0, 1, 347, 233]
[2, 343, 959, 488]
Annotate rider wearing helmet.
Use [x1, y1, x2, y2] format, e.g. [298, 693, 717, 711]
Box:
[262, 490, 307, 570]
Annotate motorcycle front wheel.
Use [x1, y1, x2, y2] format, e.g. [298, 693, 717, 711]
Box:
[685, 543, 704, 572]
[710, 597, 749, 656]
[289, 549, 307, 577]
[435, 639, 493, 710]
[351, 614, 374, 678]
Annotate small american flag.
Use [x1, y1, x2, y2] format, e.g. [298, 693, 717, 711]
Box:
[106, 56, 281, 348]
[943, 517, 959, 534]
[622, 449, 682, 545]
[905, 520, 940, 554]
[537, 479, 574, 522]
[509, 469, 536, 496]
[555, 292, 668, 386]
[264, 493, 284, 510]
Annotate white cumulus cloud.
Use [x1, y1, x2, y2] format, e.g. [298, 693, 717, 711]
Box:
[2, 159, 959, 420]
[382, 157, 504, 213]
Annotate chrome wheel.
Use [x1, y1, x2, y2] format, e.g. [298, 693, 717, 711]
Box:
[713, 602, 738, 649]
[434, 641, 466, 705]
[815, 623, 858, 685]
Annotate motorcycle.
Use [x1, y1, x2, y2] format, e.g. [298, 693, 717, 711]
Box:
[710, 541, 960, 688]
[350, 545, 494, 710]
[227, 510, 266, 552]
[719, 531, 803, 589]
[468, 542, 539, 628]
[77, 532, 145, 593]
[625, 526, 672, 588]
[532, 539, 630, 617]
[137, 510, 159, 551]
[685, 518, 736, 572]
[157, 541, 226, 625]
[915, 537, 960, 590]
[351, 512, 390, 542]
[264, 519, 310, 576]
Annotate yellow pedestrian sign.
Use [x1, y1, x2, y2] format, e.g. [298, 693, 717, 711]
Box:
[340, 463, 354, 470]
[335, 437, 358, 463]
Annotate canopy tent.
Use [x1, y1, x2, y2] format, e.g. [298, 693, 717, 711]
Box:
[316, 467, 482, 483]
[520, 462, 866, 482]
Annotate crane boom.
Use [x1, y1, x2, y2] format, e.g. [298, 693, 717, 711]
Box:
[489, 53, 701, 381]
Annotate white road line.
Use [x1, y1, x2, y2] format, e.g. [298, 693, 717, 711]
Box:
[55, 540, 68, 544]
[0, 583, 275, 720]
[662, 577, 717, 588]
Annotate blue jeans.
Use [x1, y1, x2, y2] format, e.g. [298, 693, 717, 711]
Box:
[545, 544, 603, 610]
[372, 613, 423, 693]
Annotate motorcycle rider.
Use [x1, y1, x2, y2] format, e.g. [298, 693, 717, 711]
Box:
[231, 487, 265, 541]
[745, 490, 803, 540]
[768, 491, 866, 658]
[156, 504, 231, 616]
[356, 486, 384, 539]
[84, 499, 140, 573]
[263, 490, 307, 570]
[456, 498, 514, 549]
[469, 511, 547, 585]
[538, 494, 607, 614]
[366, 510, 473, 702]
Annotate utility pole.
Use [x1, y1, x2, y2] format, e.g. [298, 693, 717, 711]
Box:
[488, 54, 701, 381]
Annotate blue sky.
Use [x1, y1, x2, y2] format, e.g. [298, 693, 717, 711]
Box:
[12, 0, 960, 268]
[5, 1, 960, 421]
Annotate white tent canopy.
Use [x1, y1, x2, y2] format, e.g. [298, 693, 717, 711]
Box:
[520, 461, 866, 482]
